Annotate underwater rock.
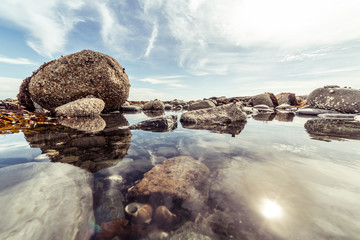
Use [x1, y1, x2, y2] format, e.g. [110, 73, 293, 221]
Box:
[188, 100, 216, 111]
[94, 188, 125, 224]
[143, 99, 165, 111]
[55, 97, 105, 117]
[130, 115, 177, 132]
[125, 202, 153, 224]
[307, 87, 360, 113]
[180, 102, 247, 125]
[58, 116, 106, 133]
[23, 50, 129, 112]
[0, 162, 94, 240]
[251, 93, 279, 107]
[305, 118, 360, 141]
[129, 156, 210, 207]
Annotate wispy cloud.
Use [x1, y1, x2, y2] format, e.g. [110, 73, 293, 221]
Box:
[129, 87, 172, 101]
[144, 21, 158, 57]
[0, 57, 36, 65]
[139, 77, 186, 88]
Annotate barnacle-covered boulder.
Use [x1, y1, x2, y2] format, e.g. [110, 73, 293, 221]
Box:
[19, 50, 130, 112]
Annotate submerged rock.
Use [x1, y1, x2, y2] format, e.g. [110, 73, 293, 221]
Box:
[94, 188, 125, 224]
[307, 87, 360, 113]
[180, 102, 247, 125]
[188, 100, 216, 111]
[55, 97, 105, 117]
[20, 50, 130, 112]
[0, 162, 94, 240]
[130, 115, 178, 132]
[129, 156, 210, 207]
[305, 118, 360, 141]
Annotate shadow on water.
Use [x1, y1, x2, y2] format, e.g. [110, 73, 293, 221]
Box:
[23, 114, 132, 172]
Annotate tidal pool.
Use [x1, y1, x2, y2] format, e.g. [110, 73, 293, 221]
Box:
[0, 112, 359, 240]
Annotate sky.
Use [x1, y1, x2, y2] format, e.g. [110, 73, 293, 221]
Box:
[1, 0, 360, 101]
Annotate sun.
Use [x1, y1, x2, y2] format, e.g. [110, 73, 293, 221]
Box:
[261, 199, 283, 219]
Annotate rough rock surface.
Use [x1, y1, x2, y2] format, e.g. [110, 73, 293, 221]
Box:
[276, 93, 298, 106]
[55, 97, 105, 117]
[188, 100, 216, 111]
[129, 156, 210, 203]
[143, 100, 165, 111]
[21, 50, 129, 112]
[17, 77, 35, 111]
[251, 93, 279, 107]
[58, 116, 106, 133]
[130, 115, 177, 132]
[307, 87, 360, 113]
[180, 102, 247, 125]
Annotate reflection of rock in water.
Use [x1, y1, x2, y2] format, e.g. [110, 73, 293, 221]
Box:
[252, 113, 276, 121]
[143, 110, 165, 118]
[305, 118, 360, 141]
[275, 112, 295, 122]
[0, 162, 94, 240]
[181, 121, 247, 137]
[24, 114, 132, 172]
[58, 116, 106, 133]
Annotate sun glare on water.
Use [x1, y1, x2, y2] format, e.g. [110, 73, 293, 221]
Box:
[261, 199, 283, 219]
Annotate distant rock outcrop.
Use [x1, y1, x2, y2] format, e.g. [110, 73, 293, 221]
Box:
[18, 50, 130, 112]
[307, 87, 360, 113]
[188, 100, 216, 111]
[251, 93, 279, 107]
[143, 100, 165, 111]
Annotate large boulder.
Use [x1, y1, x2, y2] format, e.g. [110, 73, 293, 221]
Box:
[188, 100, 216, 111]
[18, 50, 130, 112]
[276, 93, 298, 106]
[54, 97, 105, 117]
[180, 102, 247, 125]
[307, 87, 360, 113]
[251, 93, 279, 107]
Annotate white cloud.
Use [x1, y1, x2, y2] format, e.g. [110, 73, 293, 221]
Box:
[128, 87, 171, 101]
[0, 77, 23, 99]
[139, 76, 186, 88]
[0, 57, 36, 65]
[144, 21, 159, 57]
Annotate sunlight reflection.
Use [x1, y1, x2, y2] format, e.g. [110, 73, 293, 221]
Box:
[261, 199, 283, 219]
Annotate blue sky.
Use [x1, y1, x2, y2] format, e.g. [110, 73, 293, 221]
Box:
[1, 0, 360, 101]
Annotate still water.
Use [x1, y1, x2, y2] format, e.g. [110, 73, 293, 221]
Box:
[0, 112, 359, 240]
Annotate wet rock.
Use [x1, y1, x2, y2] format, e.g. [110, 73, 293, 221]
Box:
[250, 93, 279, 107]
[242, 106, 259, 116]
[253, 104, 274, 113]
[144, 110, 165, 118]
[188, 100, 216, 111]
[275, 104, 297, 112]
[94, 188, 125, 224]
[0, 162, 94, 240]
[169, 221, 213, 240]
[143, 100, 165, 111]
[252, 113, 276, 121]
[54, 97, 105, 117]
[22, 50, 129, 112]
[17, 76, 35, 111]
[276, 93, 298, 106]
[130, 115, 177, 132]
[305, 118, 360, 141]
[295, 107, 340, 116]
[120, 105, 142, 113]
[307, 87, 360, 113]
[180, 102, 247, 125]
[129, 156, 210, 207]
[58, 116, 106, 133]
[318, 114, 358, 120]
[0, 100, 19, 110]
[182, 120, 246, 137]
[164, 104, 172, 110]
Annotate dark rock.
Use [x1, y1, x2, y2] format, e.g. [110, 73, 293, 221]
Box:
[120, 105, 142, 113]
[252, 113, 276, 121]
[164, 104, 172, 110]
[55, 97, 105, 117]
[305, 118, 360, 141]
[94, 188, 125, 224]
[318, 114, 358, 120]
[295, 107, 340, 116]
[188, 100, 216, 111]
[143, 99, 165, 111]
[275, 112, 295, 122]
[0, 100, 19, 110]
[130, 115, 177, 132]
[276, 93, 298, 106]
[17, 76, 35, 111]
[24, 50, 129, 112]
[180, 102, 247, 125]
[250, 93, 279, 107]
[144, 110, 165, 118]
[307, 87, 360, 113]
[129, 156, 210, 207]
[182, 120, 246, 137]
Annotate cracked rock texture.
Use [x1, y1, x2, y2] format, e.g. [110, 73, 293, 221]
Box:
[21, 50, 129, 112]
[308, 87, 360, 113]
